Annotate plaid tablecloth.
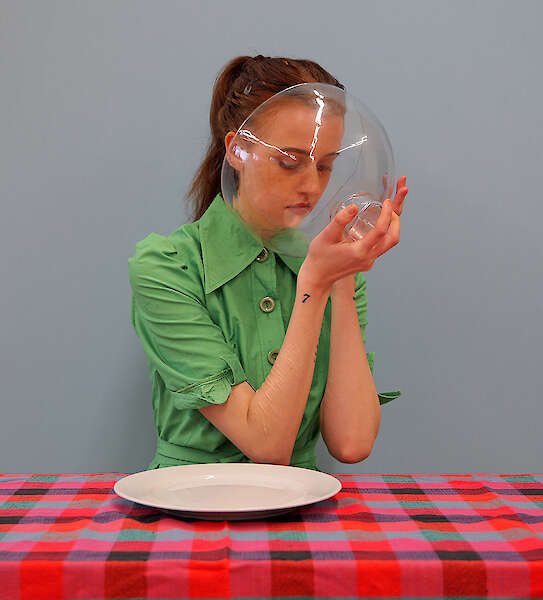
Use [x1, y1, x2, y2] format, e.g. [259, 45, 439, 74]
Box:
[0, 473, 542, 599]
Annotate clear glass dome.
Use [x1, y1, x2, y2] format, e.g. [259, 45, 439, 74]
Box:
[221, 82, 395, 256]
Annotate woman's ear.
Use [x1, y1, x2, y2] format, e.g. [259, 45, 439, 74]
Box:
[224, 131, 245, 172]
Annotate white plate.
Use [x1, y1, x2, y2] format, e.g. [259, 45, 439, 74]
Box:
[114, 463, 342, 520]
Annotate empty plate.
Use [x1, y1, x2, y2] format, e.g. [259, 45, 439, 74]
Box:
[114, 462, 342, 520]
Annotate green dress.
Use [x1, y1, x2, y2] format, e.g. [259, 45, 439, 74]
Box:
[128, 194, 401, 470]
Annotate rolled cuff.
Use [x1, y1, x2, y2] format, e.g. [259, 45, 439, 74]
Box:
[378, 390, 402, 405]
[167, 365, 246, 410]
[366, 350, 401, 405]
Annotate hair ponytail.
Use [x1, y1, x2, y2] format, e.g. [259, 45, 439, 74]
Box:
[186, 55, 343, 221]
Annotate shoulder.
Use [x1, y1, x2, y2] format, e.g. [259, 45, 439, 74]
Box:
[129, 221, 202, 271]
[130, 221, 200, 263]
[128, 222, 204, 297]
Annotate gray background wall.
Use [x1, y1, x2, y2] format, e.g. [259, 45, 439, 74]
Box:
[1, 0, 541, 474]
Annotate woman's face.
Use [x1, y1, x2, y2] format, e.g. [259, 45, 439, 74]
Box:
[226, 100, 344, 238]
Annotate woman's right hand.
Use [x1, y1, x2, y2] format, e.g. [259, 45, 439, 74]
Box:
[299, 196, 400, 291]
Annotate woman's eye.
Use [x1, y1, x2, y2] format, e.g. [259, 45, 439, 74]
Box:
[278, 160, 299, 170]
[272, 156, 333, 172]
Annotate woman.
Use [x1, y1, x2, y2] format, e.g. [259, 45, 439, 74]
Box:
[128, 55, 408, 471]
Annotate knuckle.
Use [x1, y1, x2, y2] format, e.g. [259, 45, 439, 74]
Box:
[357, 245, 369, 260]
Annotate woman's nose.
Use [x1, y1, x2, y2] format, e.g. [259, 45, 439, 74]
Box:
[297, 163, 321, 195]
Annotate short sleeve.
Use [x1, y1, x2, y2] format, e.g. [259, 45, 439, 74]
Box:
[128, 233, 247, 410]
[353, 271, 371, 363]
[354, 272, 402, 406]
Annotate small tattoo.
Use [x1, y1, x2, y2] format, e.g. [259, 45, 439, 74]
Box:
[302, 293, 311, 303]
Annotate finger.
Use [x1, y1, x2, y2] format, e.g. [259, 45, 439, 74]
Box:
[401, 185, 409, 203]
[392, 186, 408, 216]
[370, 212, 400, 257]
[321, 203, 358, 242]
[381, 174, 389, 201]
[371, 198, 393, 240]
[355, 198, 392, 249]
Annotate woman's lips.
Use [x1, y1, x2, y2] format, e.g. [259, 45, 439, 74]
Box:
[286, 204, 312, 215]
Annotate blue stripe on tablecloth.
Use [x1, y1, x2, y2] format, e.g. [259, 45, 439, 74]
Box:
[2, 484, 542, 497]
[362, 499, 542, 508]
[341, 486, 543, 495]
[343, 474, 543, 482]
[1, 548, 541, 562]
[0, 500, 104, 510]
[1, 525, 535, 544]
[2, 486, 542, 499]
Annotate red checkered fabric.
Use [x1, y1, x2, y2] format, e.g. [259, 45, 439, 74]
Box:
[0, 473, 542, 598]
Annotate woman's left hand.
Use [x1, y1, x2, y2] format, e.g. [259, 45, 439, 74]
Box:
[331, 176, 408, 294]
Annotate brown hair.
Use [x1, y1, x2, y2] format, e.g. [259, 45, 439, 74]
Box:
[186, 54, 344, 221]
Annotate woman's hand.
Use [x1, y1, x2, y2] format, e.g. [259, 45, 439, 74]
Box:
[300, 176, 408, 291]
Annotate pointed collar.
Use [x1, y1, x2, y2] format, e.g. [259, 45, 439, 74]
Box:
[199, 194, 305, 294]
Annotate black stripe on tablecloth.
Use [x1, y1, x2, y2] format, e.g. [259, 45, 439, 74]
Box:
[0, 511, 542, 525]
[8, 488, 111, 495]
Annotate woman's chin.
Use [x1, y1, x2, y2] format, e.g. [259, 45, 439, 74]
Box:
[283, 215, 308, 230]
[242, 213, 309, 238]
[282, 206, 312, 227]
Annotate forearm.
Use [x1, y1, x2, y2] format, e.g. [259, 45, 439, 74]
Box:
[320, 276, 380, 462]
[246, 274, 330, 464]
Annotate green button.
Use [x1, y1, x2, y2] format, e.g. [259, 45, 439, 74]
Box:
[255, 248, 269, 263]
[267, 350, 279, 364]
[259, 296, 275, 313]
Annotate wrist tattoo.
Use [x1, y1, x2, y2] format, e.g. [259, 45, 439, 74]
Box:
[302, 293, 311, 303]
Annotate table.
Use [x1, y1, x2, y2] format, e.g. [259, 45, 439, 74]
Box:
[1, 473, 542, 599]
